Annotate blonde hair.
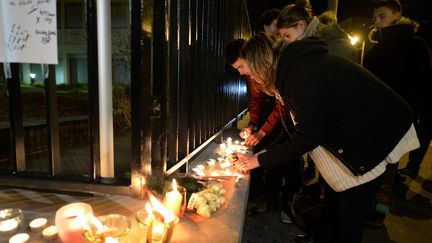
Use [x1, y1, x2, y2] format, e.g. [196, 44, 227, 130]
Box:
[240, 32, 283, 94]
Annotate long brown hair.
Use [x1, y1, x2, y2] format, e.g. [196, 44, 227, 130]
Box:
[240, 32, 283, 94]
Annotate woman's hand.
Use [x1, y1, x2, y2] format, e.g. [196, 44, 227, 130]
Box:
[239, 127, 253, 139]
[234, 153, 261, 173]
[244, 130, 266, 146]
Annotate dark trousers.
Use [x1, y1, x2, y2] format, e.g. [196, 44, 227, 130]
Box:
[320, 171, 385, 243]
[405, 117, 432, 172]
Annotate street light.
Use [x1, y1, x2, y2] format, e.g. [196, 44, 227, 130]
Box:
[29, 73, 36, 84]
[349, 34, 366, 66]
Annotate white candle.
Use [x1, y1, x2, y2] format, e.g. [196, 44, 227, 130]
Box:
[164, 179, 183, 217]
[0, 219, 19, 234]
[105, 237, 118, 243]
[55, 202, 93, 243]
[8, 233, 29, 243]
[42, 225, 58, 240]
[29, 217, 47, 232]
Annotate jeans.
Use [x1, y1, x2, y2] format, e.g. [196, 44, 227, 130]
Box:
[320, 171, 385, 243]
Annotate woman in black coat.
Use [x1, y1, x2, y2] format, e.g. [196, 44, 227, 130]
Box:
[235, 32, 418, 243]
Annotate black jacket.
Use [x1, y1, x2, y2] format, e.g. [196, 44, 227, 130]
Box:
[258, 39, 413, 176]
[364, 22, 432, 116]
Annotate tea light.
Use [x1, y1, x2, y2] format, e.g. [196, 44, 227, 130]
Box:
[151, 219, 167, 242]
[0, 208, 23, 235]
[105, 237, 118, 243]
[0, 219, 19, 234]
[42, 225, 58, 240]
[8, 233, 29, 243]
[219, 143, 227, 150]
[29, 217, 47, 232]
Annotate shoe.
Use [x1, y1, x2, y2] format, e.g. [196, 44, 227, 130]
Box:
[295, 234, 313, 243]
[394, 171, 406, 182]
[280, 210, 292, 224]
[246, 200, 268, 214]
[399, 167, 418, 179]
[301, 183, 322, 200]
[423, 180, 432, 193]
[365, 215, 385, 228]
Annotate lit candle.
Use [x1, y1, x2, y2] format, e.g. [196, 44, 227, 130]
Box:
[0, 219, 19, 234]
[29, 217, 47, 232]
[219, 143, 227, 150]
[132, 173, 146, 198]
[164, 179, 183, 217]
[55, 202, 94, 243]
[152, 220, 166, 242]
[42, 225, 58, 240]
[144, 203, 155, 226]
[8, 233, 29, 243]
[105, 237, 118, 243]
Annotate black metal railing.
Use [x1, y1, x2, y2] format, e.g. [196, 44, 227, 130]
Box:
[0, 0, 251, 193]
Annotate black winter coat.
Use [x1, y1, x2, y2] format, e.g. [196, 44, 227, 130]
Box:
[363, 23, 432, 116]
[258, 39, 413, 176]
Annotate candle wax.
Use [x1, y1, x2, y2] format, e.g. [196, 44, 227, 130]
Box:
[42, 225, 58, 240]
[0, 219, 18, 233]
[29, 217, 47, 231]
[164, 189, 183, 217]
[9, 233, 29, 243]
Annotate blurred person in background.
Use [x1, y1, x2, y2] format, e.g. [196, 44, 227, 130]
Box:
[257, 8, 281, 35]
[363, 0, 432, 190]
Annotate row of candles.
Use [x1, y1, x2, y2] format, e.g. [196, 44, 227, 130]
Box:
[0, 208, 58, 243]
[0, 178, 185, 243]
[191, 137, 249, 177]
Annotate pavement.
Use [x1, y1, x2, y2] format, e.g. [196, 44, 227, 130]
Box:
[238, 113, 432, 243]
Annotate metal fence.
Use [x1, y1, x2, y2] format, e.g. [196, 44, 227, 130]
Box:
[130, 0, 251, 184]
[0, 0, 251, 191]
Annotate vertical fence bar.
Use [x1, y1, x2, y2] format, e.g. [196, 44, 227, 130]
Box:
[167, 0, 179, 166]
[7, 64, 25, 172]
[44, 65, 60, 176]
[152, 0, 169, 176]
[178, 0, 189, 162]
[86, 0, 99, 180]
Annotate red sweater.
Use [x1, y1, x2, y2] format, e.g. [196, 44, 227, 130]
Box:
[247, 77, 283, 135]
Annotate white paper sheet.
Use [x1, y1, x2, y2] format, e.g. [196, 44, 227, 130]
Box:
[0, 0, 58, 64]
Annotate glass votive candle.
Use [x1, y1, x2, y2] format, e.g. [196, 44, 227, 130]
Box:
[136, 209, 179, 243]
[0, 208, 23, 235]
[55, 202, 94, 243]
[83, 214, 131, 243]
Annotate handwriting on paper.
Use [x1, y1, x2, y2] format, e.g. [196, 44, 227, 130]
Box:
[0, 0, 58, 63]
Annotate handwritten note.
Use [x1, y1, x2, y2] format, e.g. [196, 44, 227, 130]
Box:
[0, 0, 58, 64]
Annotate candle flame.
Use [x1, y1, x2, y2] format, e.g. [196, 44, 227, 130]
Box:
[147, 191, 177, 224]
[172, 179, 178, 191]
[145, 203, 153, 215]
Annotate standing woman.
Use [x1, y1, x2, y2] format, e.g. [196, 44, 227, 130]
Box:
[277, 0, 358, 63]
[236, 33, 419, 243]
